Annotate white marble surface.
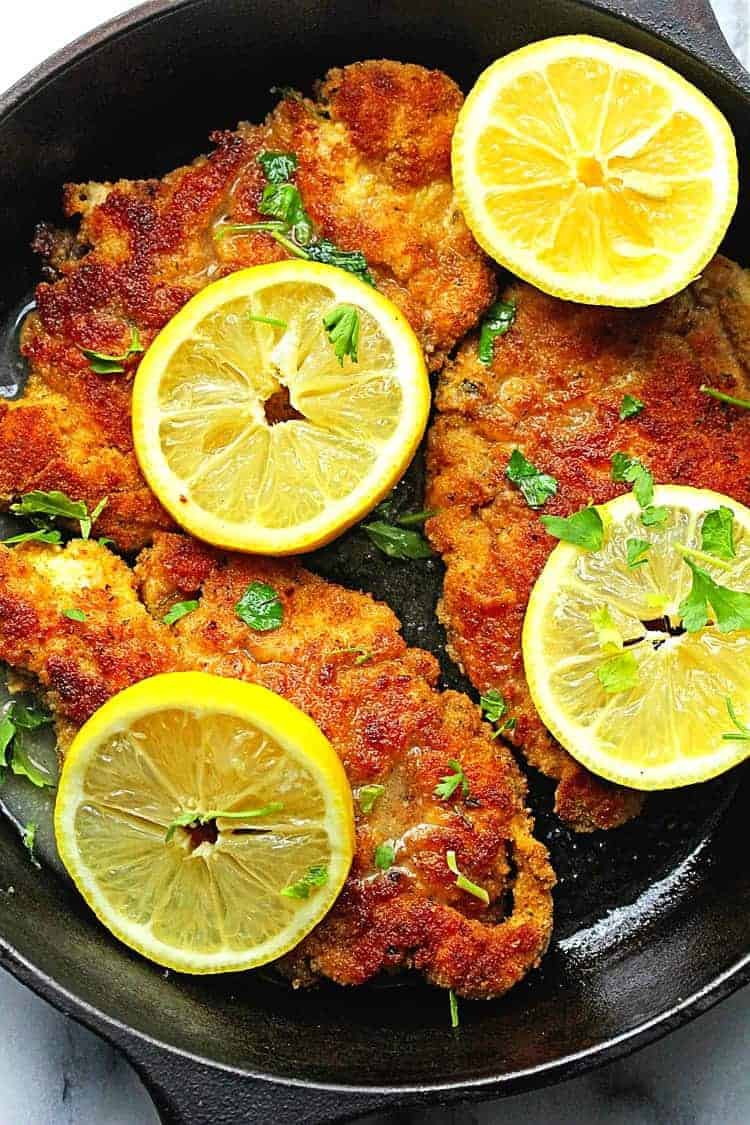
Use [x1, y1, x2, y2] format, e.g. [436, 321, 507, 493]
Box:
[1, 2, 749, 1123]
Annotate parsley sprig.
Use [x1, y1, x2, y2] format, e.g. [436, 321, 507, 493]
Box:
[215, 149, 374, 285]
[8, 491, 107, 543]
[163, 600, 199, 626]
[323, 305, 360, 365]
[480, 688, 517, 735]
[611, 453, 666, 527]
[678, 558, 750, 634]
[362, 520, 432, 560]
[0, 700, 55, 790]
[540, 505, 604, 550]
[434, 760, 469, 801]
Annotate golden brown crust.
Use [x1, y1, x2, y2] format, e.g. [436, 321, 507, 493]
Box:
[426, 255, 750, 832]
[4, 61, 494, 551]
[0, 534, 553, 999]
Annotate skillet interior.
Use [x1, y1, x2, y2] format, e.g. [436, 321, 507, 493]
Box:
[0, 0, 749, 1106]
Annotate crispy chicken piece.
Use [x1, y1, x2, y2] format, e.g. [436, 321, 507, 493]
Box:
[0, 534, 553, 999]
[426, 255, 750, 832]
[5, 61, 494, 551]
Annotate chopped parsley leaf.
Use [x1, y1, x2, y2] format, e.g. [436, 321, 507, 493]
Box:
[63, 608, 86, 622]
[235, 581, 283, 631]
[163, 600, 199, 626]
[478, 300, 516, 364]
[357, 784, 385, 814]
[619, 394, 645, 420]
[505, 449, 558, 509]
[597, 650, 639, 694]
[434, 759, 469, 801]
[362, 521, 432, 560]
[701, 507, 735, 561]
[256, 150, 299, 184]
[374, 841, 396, 871]
[678, 558, 750, 634]
[611, 452, 653, 507]
[80, 326, 143, 374]
[626, 538, 650, 569]
[722, 697, 750, 742]
[305, 239, 375, 285]
[446, 849, 490, 904]
[590, 606, 622, 652]
[480, 689, 507, 724]
[323, 304, 360, 365]
[540, 506, 604, 551]
[281, 863, 328, 899]
[641, 505, 668, 527]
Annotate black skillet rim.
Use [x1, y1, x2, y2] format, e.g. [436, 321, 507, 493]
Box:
[0, 0, 748, 1104]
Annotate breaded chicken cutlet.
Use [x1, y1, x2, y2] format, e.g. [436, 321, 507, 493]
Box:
[5, 61, 494, 551]
[0, 534, 553, 999]
[426, 255, 750, 832]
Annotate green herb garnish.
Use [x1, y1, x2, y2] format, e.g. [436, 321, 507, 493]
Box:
[21, 822, 39, 868]
[281, 863, 329, 899]
[323, 305, 360, 365]
[505, 449, 557, 509]
[256, 150, 299, 184]
[480, 689, 507, 724]
[80, 327, 143, 374]
[165, 802, 284, 843]
[478, 300, 516, 364]
[722, 697, 750, 742]
[358, 784, 385, 814]
[0, 701, 55, 790]
[62, 608, 86, 622]
[394, 509, 435, 527]
[619, 394, 645, 420]
[590, 606, 622, 652]
[540, 505, 604, 550]
[163, 600, 199, 626]
[9, 490, 107, 541]
[611, 452, 653, 507]
[434, 760, 469, 801]
[446, 849, 490, 904]
[449, 988, 459, 1029]
[678, 558, 750, 634]
[597, 650, 639, 694]
[374, 841, 396, 871]
[700, 384, 750, 410]
[248, 313, 287, 328]
[626, 538, 650, 569]
[235, 581, 283, 631]
[217, 154, 374, 285]
[362, 521, 432, 560]
[700, 507, 735, 561]
[2, 528, 62, 547]
[641, 505, 668, 527]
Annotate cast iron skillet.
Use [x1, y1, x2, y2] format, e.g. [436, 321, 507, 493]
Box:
[1, 1, 749, 1121]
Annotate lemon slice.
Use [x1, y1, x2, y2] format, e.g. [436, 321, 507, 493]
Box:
[523, 486, 750, 789]
[54, 673, 355, 972]
[452, 35, 738, 306]
[132, 261, 429, 554]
